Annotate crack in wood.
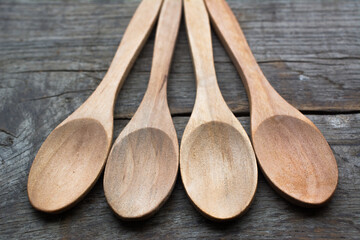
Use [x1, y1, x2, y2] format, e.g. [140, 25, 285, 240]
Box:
[9, 69, 107, 74]
[21, 89, 94, 102]
[113, 110, 360, 121]
[0, 128, 17, 138]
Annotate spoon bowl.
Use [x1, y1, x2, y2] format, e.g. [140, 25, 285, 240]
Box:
[181, 121, 257, 220]
[253, 115, 338, 206]
[104, 128, 178, 219]
[28, 119, 108, 212]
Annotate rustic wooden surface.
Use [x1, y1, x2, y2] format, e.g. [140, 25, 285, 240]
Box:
[0, 0, 359, 239]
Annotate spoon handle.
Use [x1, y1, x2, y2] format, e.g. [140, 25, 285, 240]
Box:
[62, 0, 163, 134]
[184, 0, 218, 89]
[144, 0, 182, 98]
[204, 0, 291, 122]
[85, 0, 163, 106]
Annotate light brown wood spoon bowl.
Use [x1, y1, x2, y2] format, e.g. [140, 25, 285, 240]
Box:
[27, 0, 164, 213]
[205, 0, 338, 207]
[180, 0, 258, 221]
[103, 0, 181, 220]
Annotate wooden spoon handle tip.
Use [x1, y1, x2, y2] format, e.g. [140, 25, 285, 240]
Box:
[146, 0, 182, 94]
[204, 0, 272, 104]
[184, 0, 217, 86]
[64, 0, 164, 129]
[95, 0, 164, 98]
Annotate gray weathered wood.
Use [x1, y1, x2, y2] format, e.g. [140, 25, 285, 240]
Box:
[0, 114, 359, 239]
[0, 0, 359, 118]
[1, 0, 359, 239]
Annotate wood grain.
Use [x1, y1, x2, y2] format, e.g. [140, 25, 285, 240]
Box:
[0, 0, 359, 238]
[26, 0, 163, 213]
[1, 0, 359, 119]
[180, 0, 257, 220]
[103, 0, 181, 220]
[1, 114, 359, 239]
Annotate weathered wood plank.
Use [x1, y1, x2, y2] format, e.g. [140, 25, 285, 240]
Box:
[0, 114, 359, 239]
[1, 0, 359, 239]
[0, 0, 359, 118]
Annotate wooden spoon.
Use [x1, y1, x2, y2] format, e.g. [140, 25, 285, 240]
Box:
[103, 0, 181, 220]
[205, 0, 338, 207]
[180, 0, 258, 221]
[27, 0, 163, 213]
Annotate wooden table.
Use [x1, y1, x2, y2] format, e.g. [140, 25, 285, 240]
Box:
[1, 0, 359, 239]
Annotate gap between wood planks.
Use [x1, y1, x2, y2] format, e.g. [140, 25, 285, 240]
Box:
[113, 110, 360, 120]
